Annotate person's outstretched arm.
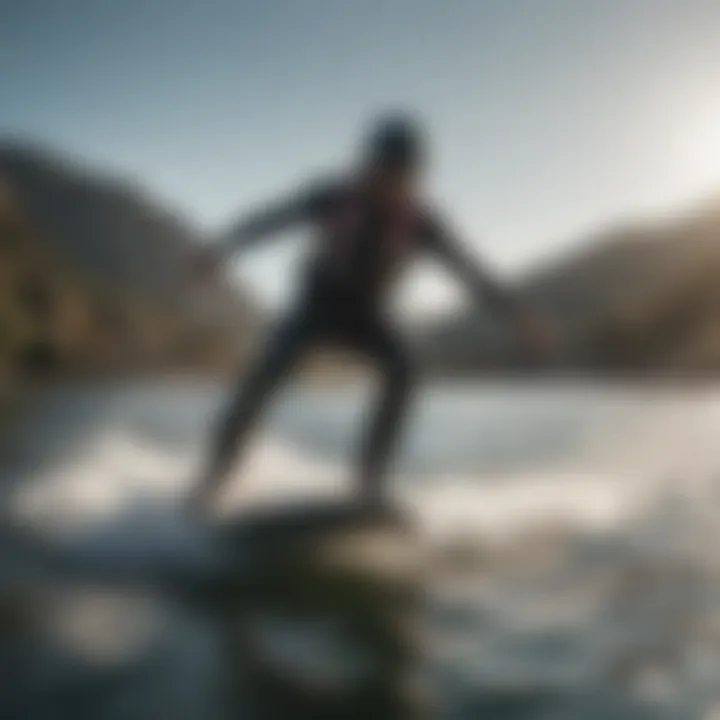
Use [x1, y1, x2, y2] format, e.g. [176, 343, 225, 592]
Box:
[423, 212, 558, 356]
[215, 181, 330, 260]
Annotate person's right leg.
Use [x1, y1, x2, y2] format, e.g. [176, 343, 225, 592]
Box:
[341, 314, 417, 507]
[190, 311, 314, 514]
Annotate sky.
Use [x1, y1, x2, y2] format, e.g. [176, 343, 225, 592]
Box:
[3, 0, 720, 313]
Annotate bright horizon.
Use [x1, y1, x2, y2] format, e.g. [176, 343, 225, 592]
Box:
[3, 0, 720, 313]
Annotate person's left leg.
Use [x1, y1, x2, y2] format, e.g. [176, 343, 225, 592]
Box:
[189, 309, 316, 516]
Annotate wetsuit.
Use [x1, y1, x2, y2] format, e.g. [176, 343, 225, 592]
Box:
[202, 177, 517, 500]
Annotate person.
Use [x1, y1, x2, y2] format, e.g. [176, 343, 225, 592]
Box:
[188, 113, 557, 517]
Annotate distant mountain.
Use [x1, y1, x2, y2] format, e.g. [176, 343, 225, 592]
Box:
[0, 141, 258, 381]
[422, 196, 720, 375]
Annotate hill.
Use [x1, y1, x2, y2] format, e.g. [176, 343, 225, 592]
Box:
[0, 142, 258, 383]
[422, 196, 720, 376]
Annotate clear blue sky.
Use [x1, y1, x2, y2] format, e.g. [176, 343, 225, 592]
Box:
[3, 0, 720, 312]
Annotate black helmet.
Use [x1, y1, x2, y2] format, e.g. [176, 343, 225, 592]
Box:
[364, 113, 426, 171]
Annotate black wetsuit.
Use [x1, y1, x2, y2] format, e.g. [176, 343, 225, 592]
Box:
[203, 177, 516, 499]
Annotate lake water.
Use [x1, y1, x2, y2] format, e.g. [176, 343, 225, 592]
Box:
[4, 380, 720, 718]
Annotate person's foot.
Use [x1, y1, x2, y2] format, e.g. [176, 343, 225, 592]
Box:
[183, 482, 217, 524]
[357, 481, 384, 508]
[357, 488, 415, 536]
[358, 483, 402, 520]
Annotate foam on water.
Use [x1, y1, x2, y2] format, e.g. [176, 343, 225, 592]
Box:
[12, 389, 720, 541]
[10, 386, 720, 554]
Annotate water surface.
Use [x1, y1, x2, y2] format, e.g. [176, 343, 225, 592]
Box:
[4, 380, 720, 718]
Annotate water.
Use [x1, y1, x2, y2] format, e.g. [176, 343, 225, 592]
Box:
[4, 380, 720, 718]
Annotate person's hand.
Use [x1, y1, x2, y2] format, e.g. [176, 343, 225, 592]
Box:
[513, 309, 564, 364]
[189, 246, 223, 286]
[184, 482, 217, 524]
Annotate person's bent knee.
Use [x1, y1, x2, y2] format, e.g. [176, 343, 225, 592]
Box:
[384, 353, 416, 398]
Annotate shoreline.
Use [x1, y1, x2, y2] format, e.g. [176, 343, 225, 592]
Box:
[0, 381, 38, 429]
[4, 362, 720, 431]
[6, 369, 720, 401]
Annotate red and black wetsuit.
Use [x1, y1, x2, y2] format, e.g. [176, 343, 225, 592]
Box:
[205, 176, 517, 499]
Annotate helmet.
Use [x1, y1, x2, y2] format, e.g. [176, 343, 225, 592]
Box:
[364, 113, 426, 171]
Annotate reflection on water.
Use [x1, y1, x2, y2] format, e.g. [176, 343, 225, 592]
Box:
[4, 381, 720, 718]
